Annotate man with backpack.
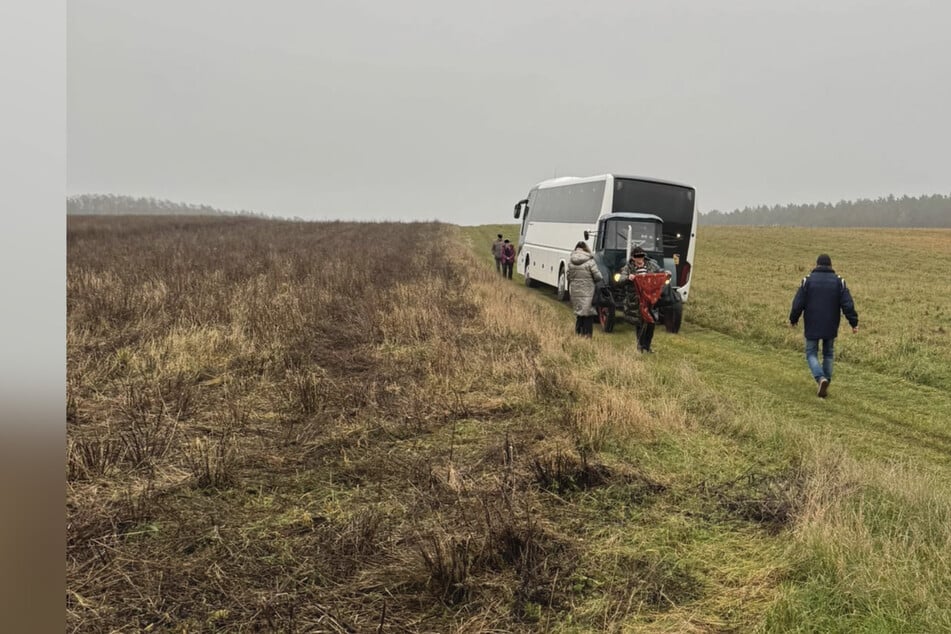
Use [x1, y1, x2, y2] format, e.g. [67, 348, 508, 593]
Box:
[789, 254, 860, 398]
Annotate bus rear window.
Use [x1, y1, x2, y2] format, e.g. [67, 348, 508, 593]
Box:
[612, 179, 694, 226]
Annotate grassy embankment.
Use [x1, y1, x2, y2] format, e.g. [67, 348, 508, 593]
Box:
[67, 216, 951, 632]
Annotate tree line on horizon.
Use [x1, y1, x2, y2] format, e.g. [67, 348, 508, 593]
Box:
[67, 193, 267, 218]
[68, 191, 950, 228]
[702, 193, 950, 227]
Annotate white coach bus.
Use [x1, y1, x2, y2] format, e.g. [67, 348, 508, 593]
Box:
[512, 173, 698, 302]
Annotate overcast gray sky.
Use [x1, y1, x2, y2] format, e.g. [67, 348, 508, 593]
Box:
[68, 0, 951, 224]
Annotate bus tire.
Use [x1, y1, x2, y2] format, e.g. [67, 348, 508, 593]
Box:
[524, 260, 538, 287]
[556, 268, 569, 302]
[663, 302, 683, 333]
[599, 306, 616, 333]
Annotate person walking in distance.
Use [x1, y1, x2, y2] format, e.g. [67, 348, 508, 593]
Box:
[566, 241, 603, 337]
[500, 239, 516, 280]
[789, 253, 859, 398]
[620, 246, 662, 353]
[491, 234, 504, 275]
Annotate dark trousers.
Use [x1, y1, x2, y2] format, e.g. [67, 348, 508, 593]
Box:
[575, 315, 594, 337]
[495, 257, 503, 274]
[638, 322, 655, 351]
[502, 262, 513, 279]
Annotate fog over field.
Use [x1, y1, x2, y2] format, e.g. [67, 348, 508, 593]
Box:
[68, 1, 951, 223]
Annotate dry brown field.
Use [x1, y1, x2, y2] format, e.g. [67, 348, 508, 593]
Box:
[69, 215, 641, 631]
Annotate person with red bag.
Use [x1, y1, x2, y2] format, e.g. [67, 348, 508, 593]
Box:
[620, 247, 664, 353]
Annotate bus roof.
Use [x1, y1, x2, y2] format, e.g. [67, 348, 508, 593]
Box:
[534, 173, 693, 190]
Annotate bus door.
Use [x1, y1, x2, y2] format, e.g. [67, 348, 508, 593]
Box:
[517, 188, 537, 250]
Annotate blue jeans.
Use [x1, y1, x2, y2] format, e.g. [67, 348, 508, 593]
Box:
[805, 338, 835, 383]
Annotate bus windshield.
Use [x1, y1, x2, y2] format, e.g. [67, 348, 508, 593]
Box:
[600, 220, 661, 252]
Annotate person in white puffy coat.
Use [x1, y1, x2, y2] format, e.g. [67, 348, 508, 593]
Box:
[566, 241, 603, 337]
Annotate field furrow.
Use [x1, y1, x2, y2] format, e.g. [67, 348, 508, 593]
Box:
[662, 326, 951, 476]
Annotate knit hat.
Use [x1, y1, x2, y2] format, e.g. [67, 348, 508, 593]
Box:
[816, 254, 832, 266]
[631, 247, 646, 259]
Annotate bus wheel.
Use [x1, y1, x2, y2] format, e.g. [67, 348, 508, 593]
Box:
[599, 306, 616, 333]
[663, 303, 683, 333]
[524, 261, 538, 287]
[556, 268, 569, 302]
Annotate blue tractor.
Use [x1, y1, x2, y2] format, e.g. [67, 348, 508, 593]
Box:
[585, 213, 684, 334]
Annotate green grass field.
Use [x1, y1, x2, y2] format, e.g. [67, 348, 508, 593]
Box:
[68, 217, 951, 632]
[466, 223, 951, 631]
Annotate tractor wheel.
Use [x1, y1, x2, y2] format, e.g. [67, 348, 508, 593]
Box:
[663, 302, 683, 333]
[599, 305, 616, 333]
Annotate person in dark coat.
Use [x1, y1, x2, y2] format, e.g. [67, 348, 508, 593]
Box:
[500, 240, 516, 279]
[789, 253, 859, 397]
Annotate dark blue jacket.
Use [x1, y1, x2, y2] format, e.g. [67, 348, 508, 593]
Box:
[789, 266, 859, 340]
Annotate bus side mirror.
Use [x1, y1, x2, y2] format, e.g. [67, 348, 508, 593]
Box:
[514, 198, 528, 219]
[583, 230, 590, 241]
